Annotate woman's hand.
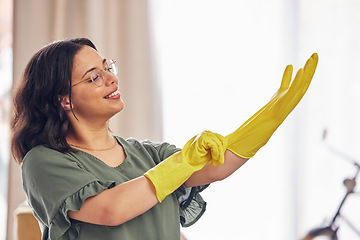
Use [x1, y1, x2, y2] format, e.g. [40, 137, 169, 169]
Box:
[226, 53, 318, 158]
[145, 130, 227, 202]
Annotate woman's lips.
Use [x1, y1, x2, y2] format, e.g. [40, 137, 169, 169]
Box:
[104, 89, 120, 99]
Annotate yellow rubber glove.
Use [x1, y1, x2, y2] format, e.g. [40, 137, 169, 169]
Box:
[144, 130, 227, 202]
[226, 53, 318, 159]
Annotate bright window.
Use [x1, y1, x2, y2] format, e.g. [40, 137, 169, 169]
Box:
[149, 1, 298, 239]
[149, 1, 360, 239]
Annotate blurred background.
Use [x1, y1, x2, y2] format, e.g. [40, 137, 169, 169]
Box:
[1, 0, 360, 239]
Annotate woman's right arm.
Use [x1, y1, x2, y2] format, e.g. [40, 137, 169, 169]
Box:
[68, 130, 228, 226]
[68, 176, 158, 226]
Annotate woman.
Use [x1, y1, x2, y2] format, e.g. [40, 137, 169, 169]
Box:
[11, 38, 318, 240]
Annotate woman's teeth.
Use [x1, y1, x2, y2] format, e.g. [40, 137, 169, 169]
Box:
[105, 89, 119, 99]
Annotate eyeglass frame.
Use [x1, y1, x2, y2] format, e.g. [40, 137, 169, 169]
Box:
[71, 59, 118, 87]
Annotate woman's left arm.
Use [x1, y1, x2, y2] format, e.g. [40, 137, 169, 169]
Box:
[184, 53, 318, 188]
[184, 150, 248, 188]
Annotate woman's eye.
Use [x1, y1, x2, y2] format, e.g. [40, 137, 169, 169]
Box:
[90, 70, 102, 81]
[92, 75, 100, 82]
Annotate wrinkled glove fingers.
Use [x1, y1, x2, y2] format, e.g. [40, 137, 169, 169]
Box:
[200, 131, 227, 166]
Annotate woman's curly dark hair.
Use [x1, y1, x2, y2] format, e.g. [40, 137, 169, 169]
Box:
[11, 38, 97, 163]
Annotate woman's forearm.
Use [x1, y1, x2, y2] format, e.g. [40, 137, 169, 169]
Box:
[184, 150, 249, 188]
[68, 176, 158, 226]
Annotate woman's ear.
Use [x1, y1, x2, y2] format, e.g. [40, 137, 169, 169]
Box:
[58, 95, 72, 111]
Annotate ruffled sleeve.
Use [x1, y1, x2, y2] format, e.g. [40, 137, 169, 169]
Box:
[22, 146, 115, 239]
[49, 181, 115, 239]
[176, 184, 209, 227]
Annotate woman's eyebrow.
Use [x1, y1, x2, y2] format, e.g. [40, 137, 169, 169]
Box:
[81, 59, 107, 79]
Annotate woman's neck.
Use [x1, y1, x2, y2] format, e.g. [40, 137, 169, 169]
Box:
[66, 123, 115, 149]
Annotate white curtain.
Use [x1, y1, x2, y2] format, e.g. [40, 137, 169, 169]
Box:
[7, 0, 161, 239]
[150, 0, 360, 239]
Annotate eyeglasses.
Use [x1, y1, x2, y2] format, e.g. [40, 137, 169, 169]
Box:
[72, 59, 118, 87]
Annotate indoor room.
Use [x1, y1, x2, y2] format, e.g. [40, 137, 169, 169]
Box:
[1, 0, 359, 239]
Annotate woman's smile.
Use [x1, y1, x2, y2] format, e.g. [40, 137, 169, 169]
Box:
[104, 88, 120, 99]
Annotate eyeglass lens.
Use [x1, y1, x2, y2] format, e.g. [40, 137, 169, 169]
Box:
[90, 70, 104, 86]
[89, 59, 118, 86]
[106, 59, 118, 75]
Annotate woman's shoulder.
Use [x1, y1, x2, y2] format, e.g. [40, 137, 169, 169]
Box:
[25, 144, 68, 159]
[21, 145, 91, 184]
[22, 144, 78, 169]
[25, 144, 59, 154]
[24, 145, 60, 161]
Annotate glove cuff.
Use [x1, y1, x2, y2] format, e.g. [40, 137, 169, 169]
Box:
[144, 151, 201, 202]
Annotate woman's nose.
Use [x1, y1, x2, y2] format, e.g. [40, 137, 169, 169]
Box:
[104, 71, 118, 86]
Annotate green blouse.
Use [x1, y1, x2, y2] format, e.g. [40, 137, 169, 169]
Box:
[22, 136, 208, 240]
